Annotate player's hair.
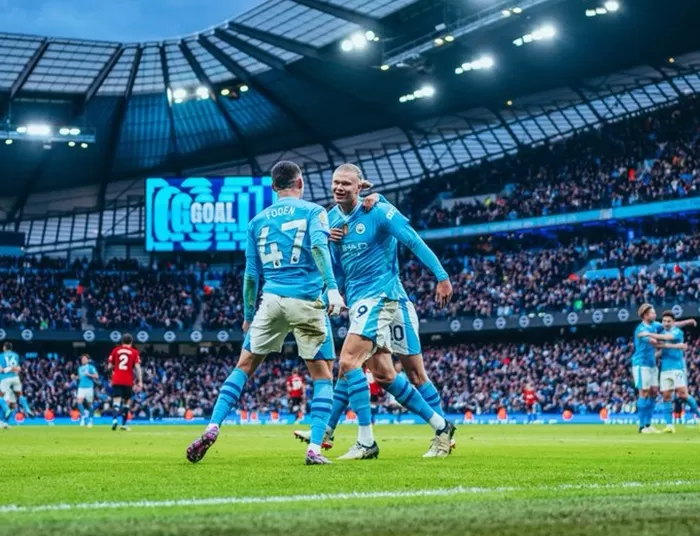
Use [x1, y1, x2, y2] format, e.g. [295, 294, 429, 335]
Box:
[81, 353, 90, 360]
[3, 342, 12, 351]
[334, 163, 374, 190]
[121, 333, 133, 346]
[661, 310, 675, 320]
[637, 303, 653, 318]
[271, 161, 302, 190]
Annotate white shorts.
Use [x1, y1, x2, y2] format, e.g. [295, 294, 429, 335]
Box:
[348, 298, 422, 357]
[77, 387, 95, 403]
[243, 293, 333, 360]
[660, 369, 687, 390]
[0, 377, 22, 403]
[632, 365, 659, 390]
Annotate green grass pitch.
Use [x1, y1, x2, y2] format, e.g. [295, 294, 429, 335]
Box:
[1, 424, 700, 536]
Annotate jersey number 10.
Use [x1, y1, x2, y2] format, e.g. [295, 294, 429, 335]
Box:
[258, 219, 308, 268]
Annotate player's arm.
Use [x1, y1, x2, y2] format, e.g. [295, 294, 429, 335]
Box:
[378, 203, 453, 307]
[361, 192, 387, 212]
[674, 318, 697, 328]
[658, 343, 688, 350]
[134, 363, 143, 389]
[310, 208, 345, 315]
[106, 352, 114, 372]
[243, 223, 262, 329]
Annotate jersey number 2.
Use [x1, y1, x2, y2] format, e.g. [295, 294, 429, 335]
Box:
[118, 355, 129, 371]
[259, 219, 308, 268]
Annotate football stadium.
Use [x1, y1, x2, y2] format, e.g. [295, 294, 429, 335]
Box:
[1, 0, 700, 534]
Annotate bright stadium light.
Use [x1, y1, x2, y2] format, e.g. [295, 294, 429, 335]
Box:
[585, 9, 597, 16]
[221, 88, 230, 96]
[70, 128, 81, 136]
[457, 55, 495, 74]
[341, 39, 353, 52]
[400, 84, 435, 102]
[365, 30, 376, 41]
[16, 126, 27, 134]
[444, 35, 454, 42]
[380, 64, 390, 71]
[27, 124, 51, 136]
[516, 24, 556, 45]
[239, 84, 249, 92]
[421, 85, 435, 98]
[59, 127, 70, 135]
[455, 67, 464, 74]
[5, 139, 12, 145]
[68, 141, 76, 147]
[502, 9, 512, 17]
[512, 7, 523, 13]
[80, 142, 88, 149]
[196, 86, 210, 99]
[604, 0, 620, 11]
[172, 88, 187, 100]
[351, 33, 367, 50]
[434, 37, 444, 47]
[596, 7, 607, 14]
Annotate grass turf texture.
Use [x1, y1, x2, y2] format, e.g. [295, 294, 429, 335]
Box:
[1, 425, 700, 535]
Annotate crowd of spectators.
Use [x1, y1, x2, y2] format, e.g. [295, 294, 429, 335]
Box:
[411, 96, 700, 229]
[16, 332, 699, 418]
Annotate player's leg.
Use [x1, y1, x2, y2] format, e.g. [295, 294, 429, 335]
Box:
[660, 390, 674, 433]
[111, 394, 122, 431]
[187, 295, 287, 463]
[394, 301, 446, 418]
[635, 366, 657, 433]
[77, 395, 86, 426]
[120, 389, 133, 430]
[303, 359, 334, 465]
[675, 373, 700, 420]
[369, 351, 455, 457]
[336, 299, 389, 458]
[0, 390, 8, 429]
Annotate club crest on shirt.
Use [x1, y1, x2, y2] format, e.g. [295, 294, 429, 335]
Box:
[355, 223, 366, 235]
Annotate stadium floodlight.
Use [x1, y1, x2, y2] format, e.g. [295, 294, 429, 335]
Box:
[239, 84, 249, 92]
[221, 88, 231, 96]
[585, 9, 597, 16]
[172, 88, 187, 100]
[80, 143, 88, 149]
[444, 35, 454, 42]
[421, 85, 436, 98]
[596, 7, 607, 14]
[513, 37, 524, 46]
[196, 86, 210, 99]
[70, 128, 81, 135]
[604, 0, 620, 11]
[399, 96, 407, 103]
[434, 37, 444, 47]
[512, 7, 523, 13]
[502, 9, 512, 17]
[341, 39, 353, 52]
[351, 33, 367, 50]
[365, 30, 376, 41]
[457, 55, 495, 74]
[516, 24, 556, 46]
[16, 126, 27, 133]
[59, 127, 70, 135]
[27, 124, 51, 136]
[380, 64, 390, 71]
[5, 139, 12, 145]
[68, 141, 76, 147]
[506, 100, 513, 106]
[669, 57, 675, 64]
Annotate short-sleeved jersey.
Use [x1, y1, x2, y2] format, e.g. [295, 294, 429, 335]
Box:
[660, 326, 685, 372]
[247, 197, 330, 302]
[108, 346, 140, 386]
[523, 389, 537, 406]
[78, 364, 98, 389]
[287, 374, 304, 398]
[632, 321, 663, 367]
[0, 351, 21, 380]
[328, 201, 410, 307]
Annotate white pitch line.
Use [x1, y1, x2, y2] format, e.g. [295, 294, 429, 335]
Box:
[0, 479, 698, 515]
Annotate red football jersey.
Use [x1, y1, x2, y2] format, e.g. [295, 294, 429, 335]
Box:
[523, 388, 537, 406]
[287, 374, 304, 398]
[108, 345, 140, 386]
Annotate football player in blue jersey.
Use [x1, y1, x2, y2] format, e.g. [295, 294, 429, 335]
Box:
[655, 310, 698, 433]
[186, 161, 345, 465]
[0, 342, 34, 428]
[323, 163, 455, 459]
[75, 353, 99, 428]
[633, 304, 695, 434]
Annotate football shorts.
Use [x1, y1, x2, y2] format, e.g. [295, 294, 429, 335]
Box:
[632, 365, 659, 390]
[348, 298, 399, 355]
[390, 300, 421, 356]
[0, 376, 22, 403]
[244, 293, 332, 360]
[77, 387, 95, 404]
[112, 384, 133, 401]
[660, 369, 688, 390]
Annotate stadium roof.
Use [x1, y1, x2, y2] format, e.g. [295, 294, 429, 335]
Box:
[2, 0, 700, 229]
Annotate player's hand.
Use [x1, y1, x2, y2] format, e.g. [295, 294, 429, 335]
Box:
[11, 366, 20, 374]
[326, 289, 347, 317]
[135, 382, 143, 392]
[688, 319, 697, 328]
[242, 320, 251, 333]
[362, 193, 380, 212]
[435, 279, 453, 308]
[329, 228, 345, 243]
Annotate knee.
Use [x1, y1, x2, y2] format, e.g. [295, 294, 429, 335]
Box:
[406, 368, 427, 387]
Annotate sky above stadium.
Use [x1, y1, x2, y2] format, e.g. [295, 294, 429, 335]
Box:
[0, 0, 266, 42]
